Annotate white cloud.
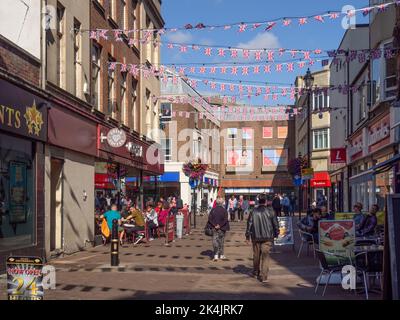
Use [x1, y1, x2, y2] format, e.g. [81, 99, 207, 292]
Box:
[237, 32, 281, 49]
[166, 31, 194, 43]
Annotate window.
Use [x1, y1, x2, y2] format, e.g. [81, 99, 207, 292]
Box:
[108, 56, 116, 117]
[146, 16, 152, 63]
[121, 0, 127, 30]
[357, 81, 367, 122]
[91, 43, 102, 109]
[263, 127, 273, 139]
[372, 41, 398, 105]
[160, 103, 172, 122]
[313, 92, 329, 111]
[0, 134, 36, 251]
[131, 79, 138, 130]
[120, 73, 127, 125]
[109, 0, 116, 21]
[384, 43, 397, 99]
[145, 89, 151, 136]
[262, 149, 288, 168]
[227, 128, 238, 139]
[313, 128, 330, 150]
[131, 0, 138, 44]
[161, 138, 171, 161]
[73, 19, 82, 98]
[56, 3, 65, 88]
[278, 126, 288, 139]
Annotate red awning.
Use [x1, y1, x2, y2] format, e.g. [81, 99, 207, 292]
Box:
[311, 172, 332, 188]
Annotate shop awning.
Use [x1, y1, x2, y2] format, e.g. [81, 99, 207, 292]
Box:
[372, 154, 400, 175]
[311, 172, 332, 188]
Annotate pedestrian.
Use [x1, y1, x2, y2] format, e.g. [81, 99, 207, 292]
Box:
[207, 197, 230, 261]
[289, 192, 297, 217]
[105, 193, 112, 208]
[242, 196, 250, 217]
[237, 195, 244, 222]
[176, 195, 183, 211]
[228, 195, 237, 222]
[281, 194, 290, 216]
[201, 196, 208, 215]
[208, 198, 214, 211]
[245, 194, 279, 283]
[272, 194, 282, 217]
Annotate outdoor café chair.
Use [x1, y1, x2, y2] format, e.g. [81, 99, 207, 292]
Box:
[297, 230, 316, 259]
[315, 250, 349, 297]
[351, 250, 383, 300]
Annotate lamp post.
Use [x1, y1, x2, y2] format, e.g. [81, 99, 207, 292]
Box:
[304, 68, 314, 211]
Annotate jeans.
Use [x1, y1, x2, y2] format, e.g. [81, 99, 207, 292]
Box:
[212, 229, 226, 257]
[237, 208, 244, 221]
[229, 208, 236, 221]
[147, 221, 158, 238]
[252, 241, 273, 281]
[289, 204, 295, 216]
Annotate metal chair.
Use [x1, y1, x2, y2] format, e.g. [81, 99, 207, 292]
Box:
[315, 250, 348, 296]
[351, 250, 383, 300]
[297, 230, 316, 259]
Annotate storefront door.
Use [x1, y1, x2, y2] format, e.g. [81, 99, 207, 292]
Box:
[50, 158, 64, 252]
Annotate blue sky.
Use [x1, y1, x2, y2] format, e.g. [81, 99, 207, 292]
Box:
[161, 0, 369, 106]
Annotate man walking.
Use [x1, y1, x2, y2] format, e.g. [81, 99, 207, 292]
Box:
[246, 194, 279, 283]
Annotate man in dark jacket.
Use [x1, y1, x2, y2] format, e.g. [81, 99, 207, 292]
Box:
[356, 204, 379, 237]
[272, 194, 282, 217]
[208, 197, 230, 261]
[246, 194, 279, 283]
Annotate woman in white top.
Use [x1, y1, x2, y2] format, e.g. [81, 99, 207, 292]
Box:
[145, 202, 158, 241]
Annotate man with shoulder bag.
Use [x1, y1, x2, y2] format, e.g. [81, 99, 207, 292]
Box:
[207, 197, 230, 261]
[246, 194, 279, 283]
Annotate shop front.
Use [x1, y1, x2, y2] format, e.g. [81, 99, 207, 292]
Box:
[97, 125, 164, 210]
[349, 113, 396, 212]
[0, 78, 48, 270]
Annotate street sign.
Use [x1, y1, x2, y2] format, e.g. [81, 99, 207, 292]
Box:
[330, 148, 347, 164]
[301, 168, 314, 180]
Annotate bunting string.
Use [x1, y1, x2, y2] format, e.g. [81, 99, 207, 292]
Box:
[81, 1, 398, 36]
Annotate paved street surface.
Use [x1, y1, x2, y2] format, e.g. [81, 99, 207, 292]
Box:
[0, 217, 376, 300]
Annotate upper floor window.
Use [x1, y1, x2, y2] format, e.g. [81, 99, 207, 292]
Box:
[263, 127, 273, 139]
[91, 43, 102, 109]
[277, 126, 288, 139]
[313, 92, 329, 111]
[160, 103, 172, 122]
[161, 138, 172, 162]
[227, 128, 237, 139]
[313, 128, 330, 150]
[56, 3, 66, 89]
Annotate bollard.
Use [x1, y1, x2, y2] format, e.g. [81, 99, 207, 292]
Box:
[111, 219, 119, 266]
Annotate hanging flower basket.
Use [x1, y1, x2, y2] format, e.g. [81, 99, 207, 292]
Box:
[288, 155, 308, 178]
[182, 159, 208, 180]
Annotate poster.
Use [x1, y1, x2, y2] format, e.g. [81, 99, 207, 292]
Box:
[242, 128, 253, 140]
[335, 212, 356, 220]
[7, 256, 44, 300]
[274, 217, 294, 246]
[319, 220, 355, 264]
[9, 162, 27, 224]
[262, 149, 287, 168]
[227, 150, 253, 167]
[166, 215, 175, 244]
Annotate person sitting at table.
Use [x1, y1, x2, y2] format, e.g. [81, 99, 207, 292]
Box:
[123, 204, 146, 242]
[297, 208, 322, 244]
[353, 202, 364, 229]
[145, 202, 159, 241]
[356, 204, 379, 237]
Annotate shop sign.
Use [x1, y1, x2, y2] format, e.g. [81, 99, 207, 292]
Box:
[7, 256, 44, 300]
[126, 142, 143, 157]
[368, 115, 390, 151]
[302, 168, 314, 180]
[319, 220, 355, 264]
[330, 148, 347, 164]
[106, 128, 127, 148]
[348, 134, 364, 161]
[0, 95, 47, 142]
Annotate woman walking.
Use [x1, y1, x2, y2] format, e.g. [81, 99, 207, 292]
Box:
[208, 197, 230, 262]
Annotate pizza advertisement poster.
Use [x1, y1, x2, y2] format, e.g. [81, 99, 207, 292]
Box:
[319, 220, 355, 264]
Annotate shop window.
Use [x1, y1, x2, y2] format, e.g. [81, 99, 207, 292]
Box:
[0, 134, 35, 252]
